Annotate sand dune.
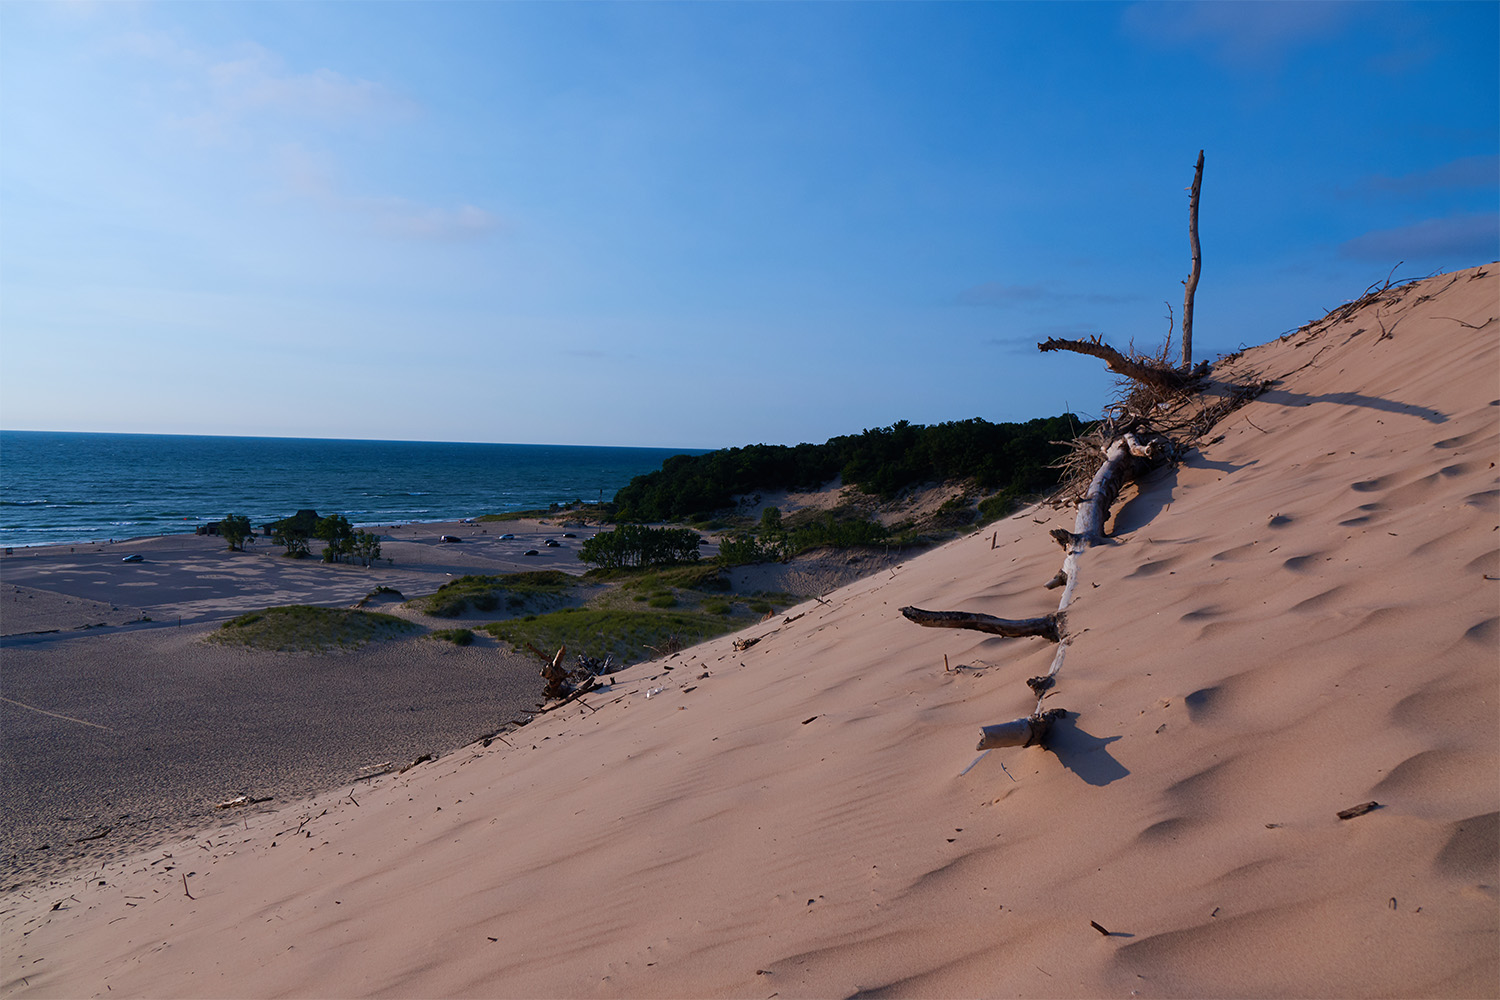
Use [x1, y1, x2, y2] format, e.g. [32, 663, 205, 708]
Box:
[2, 265, 1495, 997]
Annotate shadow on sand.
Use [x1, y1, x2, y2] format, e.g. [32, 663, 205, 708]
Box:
[1047, 712, 1129, 786]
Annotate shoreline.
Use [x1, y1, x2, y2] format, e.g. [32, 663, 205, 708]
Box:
[0, 505, 608, 555]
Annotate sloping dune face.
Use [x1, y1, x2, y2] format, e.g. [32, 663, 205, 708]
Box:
[5, 266, 1497, 998]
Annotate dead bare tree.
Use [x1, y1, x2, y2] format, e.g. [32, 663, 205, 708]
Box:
[1182, 150, 1204, 369]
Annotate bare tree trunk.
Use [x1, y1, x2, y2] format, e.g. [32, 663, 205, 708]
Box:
[1182, 150, 1204, 369]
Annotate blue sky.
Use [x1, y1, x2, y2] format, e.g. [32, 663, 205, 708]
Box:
[2, 1, 1495, 449]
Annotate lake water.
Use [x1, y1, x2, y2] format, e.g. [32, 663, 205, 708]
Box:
[0, 431, 700, 548]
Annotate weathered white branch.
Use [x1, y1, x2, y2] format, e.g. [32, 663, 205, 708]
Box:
[900, 606, 1060, 642]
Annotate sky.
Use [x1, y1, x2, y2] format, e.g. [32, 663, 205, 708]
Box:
[1, 1, 1495, 450]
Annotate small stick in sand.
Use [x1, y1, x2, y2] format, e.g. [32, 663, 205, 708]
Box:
[1337, 801, 1380, 820]
[1090, 920, 1110, 936]
[182, 874, 194, 900]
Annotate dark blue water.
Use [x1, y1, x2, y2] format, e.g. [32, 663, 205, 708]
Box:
[0, 431, 700, 548]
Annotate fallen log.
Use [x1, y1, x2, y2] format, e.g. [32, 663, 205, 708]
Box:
[1037, 336, 1190, 397]
[900, 606, 1060, 642]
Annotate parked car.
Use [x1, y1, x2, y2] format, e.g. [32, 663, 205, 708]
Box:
[522, 549, 539, 557]
[440, 535, 461, 543]
[498, 533, 516, 540]
[562, 533, 577, 538]
[121, 553, 144, 563]
[544, 539, 560, 547]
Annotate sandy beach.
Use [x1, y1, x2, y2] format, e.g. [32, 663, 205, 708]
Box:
[2, 265, 1496, 997]
[0, 517, 612, 886]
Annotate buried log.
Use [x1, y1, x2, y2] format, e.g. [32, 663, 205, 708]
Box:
[900, 606, 1060, 642]
[977, 709, 1066, 750]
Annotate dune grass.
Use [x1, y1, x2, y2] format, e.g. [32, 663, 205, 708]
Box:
[481, 607, 737, 665]
[418, 571, 577, 617]
[211, 605, 420, 652]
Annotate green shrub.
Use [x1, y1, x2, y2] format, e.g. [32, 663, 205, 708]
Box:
[578, 524, 702, 569]
[978, 489, 1021, 523]
[647, 593, 678, 608]
[432, 628, 475, 646]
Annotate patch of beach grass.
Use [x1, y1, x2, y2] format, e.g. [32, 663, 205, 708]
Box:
[481, 608, 733, 665]
[418, 571, 577, 618]
[431, 627, 476, 646]
[211, 606, 420, 652]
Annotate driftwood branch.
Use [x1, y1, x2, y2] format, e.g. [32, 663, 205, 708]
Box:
[1037, 336, 1190, 396]
[1182, 149, 1204, 369]
[900, 606, 1060, 642]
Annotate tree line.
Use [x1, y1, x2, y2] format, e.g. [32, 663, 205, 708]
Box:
[217, 510, 382, 566]
[612, 414, 1083, 522]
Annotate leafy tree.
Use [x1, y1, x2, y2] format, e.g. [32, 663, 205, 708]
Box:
[221, 514, 254, 552]
[316, 514, 355, 564]
[272, 525, 311, 559]
[611, 414, 1083, 522]
[351, 530, 382, 567]
[578, 524, 702, 569]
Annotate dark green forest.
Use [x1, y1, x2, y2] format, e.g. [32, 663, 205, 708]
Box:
[612, 415, 1083, 523]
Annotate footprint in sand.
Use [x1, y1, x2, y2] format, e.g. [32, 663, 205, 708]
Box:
[1337, 501, 1386, 526]
[1136, 815, 1196, 845]
[1182, 685, 1220, 722]
[1463, 488, 1499, 510]
[1433, 812, 1499, 882]
[1211, 541, 1258, 562]
[1289, 585, 1346, 613]
[1433, 428, 1494, 449]
[1127, 556, 1180, 578]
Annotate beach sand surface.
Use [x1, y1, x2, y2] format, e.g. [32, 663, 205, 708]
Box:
[2, 265, 1496, 997]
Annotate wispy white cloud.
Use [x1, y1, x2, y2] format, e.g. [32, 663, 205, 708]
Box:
[1339, 212, 1499, 263]
[109, 33, 499, 243]
[271, 143, 503, 241]
[1364, 155, 1499, 195]
[957, 282, 1136, 308]
[370, 201, 503, 242]
[1121, 1, 1358, 69]
[112, 31, 414, 145]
